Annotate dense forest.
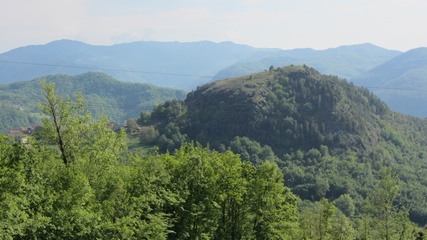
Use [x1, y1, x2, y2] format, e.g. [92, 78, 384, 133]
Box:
[0, 82, 314, 239]
[135, 66, 427, 233]
[0, 72, 186, 133]
[2, 67, 427, 239]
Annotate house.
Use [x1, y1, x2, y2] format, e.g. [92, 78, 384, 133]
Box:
[8, 129, 23, 138]
[7, 124, 42, 138]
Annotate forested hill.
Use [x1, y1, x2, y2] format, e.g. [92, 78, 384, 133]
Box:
[185, 65, 391, 155]
[139, 65, 427, 225]
[2, 65, 427, 238]
[0, 72, 186, 133]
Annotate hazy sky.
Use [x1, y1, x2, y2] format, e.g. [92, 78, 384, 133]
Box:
[1, 0, 426, 53]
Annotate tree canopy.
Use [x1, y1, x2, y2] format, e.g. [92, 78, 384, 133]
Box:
[2, 68, 427, 239]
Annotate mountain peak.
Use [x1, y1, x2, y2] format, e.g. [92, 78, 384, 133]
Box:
[185, 65, 388, 153]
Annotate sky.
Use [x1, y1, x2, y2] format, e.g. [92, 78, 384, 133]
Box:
[0, 0, 426, 53]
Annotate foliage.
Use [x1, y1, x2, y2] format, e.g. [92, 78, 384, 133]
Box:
[2, 74, 426, 238]
[138, 65, 427, 227]
[179, 65, 389, 156]
[139, 125, 159, 144]
[0, 72, 186, 133]
[39, 81, 127, 167]
[0, 105, 31, 133]
[298, 198, 355, 240]
[361, 168, 415, 240]
[0, 83, 300, 238]
[229, 136, 279, 166]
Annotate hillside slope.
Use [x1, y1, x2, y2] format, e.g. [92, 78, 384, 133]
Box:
[140, 65, 427, 224]
[0, 72, 186, 133]
[352, 47, 427, 117]
[189, 65, 389, 154]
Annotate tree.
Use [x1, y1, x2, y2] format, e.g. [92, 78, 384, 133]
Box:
[329, 209, 355, 240]
[334, 194, 355, 218]
[125, 118, 138, 134]
[229, 136, 278, 166]
[39, 81, 86, 165]
[29, 81, 129, 238]
[317, 198, 335, 240]
[213, 152, 250, 239]
[163, 143, 299, 239]
[139, 126, 159, 144]
[170, 143, 222, 239]
[363, 167, 413, 240]
[298, 198, 355, 240]
[39, 81, 126, 170]
[248, 161, 299, 239]
[0, 135, 31, 238]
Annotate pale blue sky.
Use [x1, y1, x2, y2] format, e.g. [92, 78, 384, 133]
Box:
[1, 0, 426, 53]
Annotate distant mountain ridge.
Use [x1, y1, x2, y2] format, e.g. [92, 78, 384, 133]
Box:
[0, 40, 400, 91]
[213, 43, 401, 81]
[4, 39, 427, 117]
[352, 47, 427, 117]
[0, 39, 273, 90]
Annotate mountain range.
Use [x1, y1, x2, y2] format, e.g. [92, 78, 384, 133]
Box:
[0, 40, 270, 90]
[2, 40, 427, 117]
[351, 47, 427, 117]
[0, 40, 400, 90]
[212, 43, 401, 80]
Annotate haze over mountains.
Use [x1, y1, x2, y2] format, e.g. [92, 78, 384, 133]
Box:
[352, 47, 427, 116]
[0, 40, 269, 90]
[1, 40, 427, 117]
[212, 43, 401, 81]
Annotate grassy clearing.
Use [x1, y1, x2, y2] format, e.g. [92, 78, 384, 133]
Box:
[126, 133, 154, 155]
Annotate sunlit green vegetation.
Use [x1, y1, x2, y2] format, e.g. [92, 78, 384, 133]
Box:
[136, 65, 427, 232]
[0, 72, 186, 133]
[2, 67, 427, 239]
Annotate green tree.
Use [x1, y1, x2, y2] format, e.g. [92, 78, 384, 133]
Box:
[39, 81, 126, 170]
[171, 144, 221, 239]
[363, 167, 413, 240]
[248, 161, 299, 239]
[298, 199, 354, 240]
[124, 155, 180, 239]
[213, 153, 254, 239]
[139, 125, 160, 144]
[334, 194, 355, 217]
[0, 135, 31, 238]
[229, 136, 278, 166]
[31, 81, 129, 238]
[157, 122, 189, 153]
[125, 118, 138, 133]
[317, 198, 335, 240]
